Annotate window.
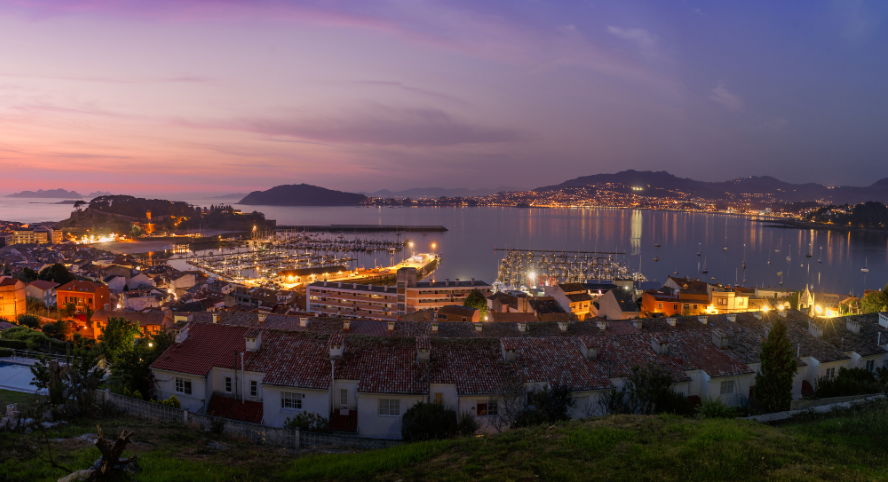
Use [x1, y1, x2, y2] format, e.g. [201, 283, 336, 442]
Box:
[175, 377, 192, 395]
[719, 380, 734, 395]
[683, 304, 689, 309]
[340, 389, 348, 407]
[225, 377, 232, 393]
[825, 367, 836, 379]
[738, 298, 744, 306]
[673, 304, 678, 311]
[657, 303, 663, 309]
[478, 401, 498, 416]
[281, 392, 302, 410]
[250, 380, 258, 397]
[866, 360, 875, 372]
[434, 393, 443, 404]
[378, 399, 400, 416]
[693, 305, 698, 310]
[717, 298, 727, 306]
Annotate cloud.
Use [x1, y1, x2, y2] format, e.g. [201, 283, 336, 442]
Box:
[184, 106, 523, 148]
[708, 82, 744, 112]
[607, 26, 659, 54]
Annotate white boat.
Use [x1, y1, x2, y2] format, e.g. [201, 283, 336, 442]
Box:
[862, 257, 869, 273]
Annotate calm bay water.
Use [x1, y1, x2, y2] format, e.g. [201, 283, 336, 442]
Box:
[2, 199, 885, 295]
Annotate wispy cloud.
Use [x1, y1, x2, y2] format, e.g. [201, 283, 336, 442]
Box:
[182, 106, 523, 147]
[708, 82, 744, 112]
[607, 26, 659, 55]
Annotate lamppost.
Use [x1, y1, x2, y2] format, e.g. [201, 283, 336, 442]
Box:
[409, 241, 414, 258]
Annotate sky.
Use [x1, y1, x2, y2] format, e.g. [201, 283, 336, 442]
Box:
[1, 0, 887, 195]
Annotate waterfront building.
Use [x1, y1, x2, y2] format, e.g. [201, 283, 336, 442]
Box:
[306, 267, 492, 321]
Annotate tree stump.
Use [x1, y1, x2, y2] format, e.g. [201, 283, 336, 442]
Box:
[57, 425, 141, 482]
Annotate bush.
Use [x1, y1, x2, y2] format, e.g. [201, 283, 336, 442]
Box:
[660, 389, 696, 417]
[401, 402, 458, 441]
[16, 314, 40, 329]
[283, 412, 331, 433]
[512, 385, 575, 428]
[0, 347, 13, 357]
[42, 321, 70, 340]
[0, 340, 27, 350]
[697, 397, 739, 419]
[456, 411, 479, 436]
[814, 367, 886, 398]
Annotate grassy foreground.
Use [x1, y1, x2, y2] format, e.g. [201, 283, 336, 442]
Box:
[1, 395, 887, 481]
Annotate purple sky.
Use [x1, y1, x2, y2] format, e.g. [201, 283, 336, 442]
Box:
[1, 0, 887, 195]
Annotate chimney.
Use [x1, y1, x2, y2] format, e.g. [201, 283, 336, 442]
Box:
[475, 323, 483, 333]
[754, 312, 763, 320]
[324, 280, 327, 286]
[329, 335, 344, 358]
[416, 336, 430, 363]
[846, 319, 861, 334]
[445, 279, 449, 286]
[517, 322, 527, 332]
[387, 321, 395, 332]
[501, 341, 517, 363]
[299, 316, 309, 327]
[471, 278, 475, 286]
[666, 317, 677, 327]
[368, 284, 373, 290]
[431, 322, 438, 332]
[343, 319, 351, 331]
[353, 283, 357, 289]
[697, 316, 708, 325]
[558, 321, 568, 332]
[175, 326, 189, 343]
[808, 321, 824, 338]
[257, 313, 267, 323]
[338, 281, 342, 288]
[711, 329, 729, 349]
[212, 313, 219, 324]
[631, 319, 642, 330]
[726, 314, 737, 322]
[597, 320, 608, 331]
[650, 336, 669, 356]
[579, 339, 599, 360]
[778, 308, 786, 317]
[245, 331, 262, 351]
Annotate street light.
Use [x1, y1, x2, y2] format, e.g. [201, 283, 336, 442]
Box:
[409, 241, 414, 257]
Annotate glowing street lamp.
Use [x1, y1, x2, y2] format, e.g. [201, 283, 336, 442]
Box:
[815, 305, 823, 315]
[409, 241, 414, 257]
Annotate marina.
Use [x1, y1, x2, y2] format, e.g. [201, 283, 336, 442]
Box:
[494, 248, 644, 291]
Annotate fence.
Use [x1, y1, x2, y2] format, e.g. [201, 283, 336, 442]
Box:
[97, 390, 401, 450]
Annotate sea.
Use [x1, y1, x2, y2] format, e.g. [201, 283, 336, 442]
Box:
[2, 198, 885, 296]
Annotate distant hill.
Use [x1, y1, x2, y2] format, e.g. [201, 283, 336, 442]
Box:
[534, 170, 888, 205]
[363, 186, 523, 199]
[86, 191, 112, 198]
[7, 188, 84, 198]
[205, 193, 247, 200]
[239, 184, 367, 206]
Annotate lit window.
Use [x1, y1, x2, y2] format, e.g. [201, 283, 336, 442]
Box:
[250, 380, 258, 397]
[378, 399, 400, 416]
[719, 381, 734, 395]
[478, 401, 498, 416]
[175, 377, 192, 395]
[282, 392, 302, 410]
[225, 377, 232, 393]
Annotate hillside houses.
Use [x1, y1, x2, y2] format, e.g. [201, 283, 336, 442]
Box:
[149, 310, 888, 439]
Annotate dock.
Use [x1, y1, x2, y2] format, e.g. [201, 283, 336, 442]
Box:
[276, 224, 448, 232]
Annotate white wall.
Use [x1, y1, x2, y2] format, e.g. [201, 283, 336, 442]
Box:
[333, 380, 359, 411]
[262, 385, 330, 428]
[357, 393, 425, 439]
[429, 384, 458, 411]
[152, 369, 206, 412]
[704, 374, 754, 406]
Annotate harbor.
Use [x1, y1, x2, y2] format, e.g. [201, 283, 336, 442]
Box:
[494, 248, 644, 291]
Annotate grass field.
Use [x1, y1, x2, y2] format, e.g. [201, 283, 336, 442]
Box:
[1, 394, 887, 482]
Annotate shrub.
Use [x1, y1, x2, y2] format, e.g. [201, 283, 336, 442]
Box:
[697, 397, 738, 419]
[150, 395, 182, 408]
[283, 412, 331, 433]
[16, 314, 40, 329]
[456, 411, 479, 436]
[401, 402, 458, 441]
[660, 389, 696, 417]
[512, 385, 575, 428]
[0, 347, 13, 357]
[0, 340, 27, 350]
[42, 321, 70, 340]
[210, 417, 226, 436]
[132, 390, 144, 400]
[814, 367, 885, 398]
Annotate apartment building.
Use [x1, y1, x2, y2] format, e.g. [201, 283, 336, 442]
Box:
[57, 280, 111, 314]
[9, 228, 61, 245]
[306, 267, 492, 321]
[0, 276, 26, 318]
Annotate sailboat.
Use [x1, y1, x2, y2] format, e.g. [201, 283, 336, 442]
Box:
[862, 258, 869, 273]
[775, 239, 781, 253]
[697, 242, 701, 257]
[818, 247, 822, 264]
[741, 243, 747, 270]
[786, 245, 791, 263]
[701, 257, 709, 274]
[767, 252, 771, 265]
[723, 223, 728, 251]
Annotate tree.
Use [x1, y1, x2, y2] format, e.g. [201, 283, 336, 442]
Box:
[754, 318, 799, 413]
[109, 328, 174, 397]
[30, 346, 105, 412]
[859, 290, 888, 314]
[16, 314, 41, 329]
[38, 263, 76, 285]
[42, 321, 70, 340]
[14, 267, 39, 283]
[401, 402, 457, 441]
[98, 317, 141, 363]
[462, 289, 488, 320]
[512, 385, 575, 428]
[73, 200, 86, 212]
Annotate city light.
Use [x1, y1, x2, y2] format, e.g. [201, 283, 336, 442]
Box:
[815, 305, 822, 314]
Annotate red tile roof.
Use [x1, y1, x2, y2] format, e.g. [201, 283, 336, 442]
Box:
[336, 337, 428, 395]
[151, 323, 247, 376]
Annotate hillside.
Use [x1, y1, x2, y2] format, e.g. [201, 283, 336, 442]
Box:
[364, 186, 523, 199]
[7, 188, 84, 198]
[3, 397, 886, 481]
[239, 184, 367, 206]
[535, 170, 888, 205]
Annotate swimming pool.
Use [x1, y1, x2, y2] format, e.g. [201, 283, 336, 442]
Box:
[0, 361, 42, 393]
